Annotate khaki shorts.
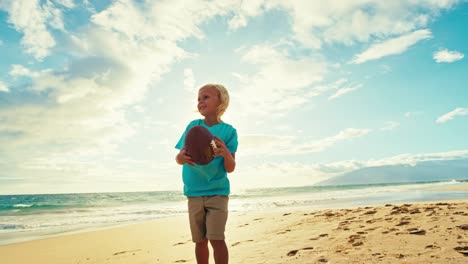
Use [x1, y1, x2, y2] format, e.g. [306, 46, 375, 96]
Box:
[187, 195, 229, 243]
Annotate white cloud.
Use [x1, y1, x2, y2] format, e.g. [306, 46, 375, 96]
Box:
[5, 0, 69, 60]
[235, 44, 326, 118]
[380, 121, 400, 131]
[351, 29, 432, 64]
[239, 128, 371, 156]
[228, 0, 265, 30]
[0, 0, 239, 167]
[366, 149, 468, 167]
[233, 162, 340, 189]
[53, 0, 75, 8]
[0, 81, 9, 92]
[9, 64, 37, 78]
[296, 128, 371, 153]
[229, 1, 458, 49]
[328, 83, 362, 100]
[436, 107, 468, 123]
[433, 49, 464, 63]
[306, 78, 347, 97]
[405, 111, 423, 118]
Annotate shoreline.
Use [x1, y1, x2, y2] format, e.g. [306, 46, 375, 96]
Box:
[1, 199, 467, 263]
[2, 191, 467, 247]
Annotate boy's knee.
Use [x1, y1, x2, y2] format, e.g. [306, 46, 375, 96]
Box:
[196, 239, 208, 247]
[209, 239, 226, 247]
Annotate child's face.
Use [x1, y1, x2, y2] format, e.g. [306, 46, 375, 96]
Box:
[198, 87, 220, 117]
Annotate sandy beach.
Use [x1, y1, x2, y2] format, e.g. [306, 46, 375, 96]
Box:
[1, 197, 467, 264]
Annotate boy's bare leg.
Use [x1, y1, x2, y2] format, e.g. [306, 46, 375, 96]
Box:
[195, 240, 209, 264]
[210, 240, 228, 264]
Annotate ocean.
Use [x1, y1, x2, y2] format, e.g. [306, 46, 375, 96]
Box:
[1, 180, 467, 245]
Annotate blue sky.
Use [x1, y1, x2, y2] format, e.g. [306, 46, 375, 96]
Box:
[0, 0, 467, 195]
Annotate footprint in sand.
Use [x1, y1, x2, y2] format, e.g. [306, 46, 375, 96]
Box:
[113, 249, 142, 256]
[395, 221, 410, 226]
[454, 246, 468, 255]
[277, 229, 291, 234]
[286, 247, 314, 256]
[231, 240, 254, 247]
[310, 233, 329, 240]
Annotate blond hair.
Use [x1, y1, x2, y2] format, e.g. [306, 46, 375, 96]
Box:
[199, 83, 230, 122]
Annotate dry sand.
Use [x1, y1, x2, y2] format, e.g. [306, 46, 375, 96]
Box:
[1, 200, 467, 264]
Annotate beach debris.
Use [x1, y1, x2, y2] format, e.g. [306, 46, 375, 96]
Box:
[408, 228, 426, 235]
[174, 260, 187, 263]
[454, 246, 468, 255]
[457, 224, 468, 230]
[283, 213, 291, 216]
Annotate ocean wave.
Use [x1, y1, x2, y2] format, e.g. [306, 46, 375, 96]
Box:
[13, 204, 33, 208]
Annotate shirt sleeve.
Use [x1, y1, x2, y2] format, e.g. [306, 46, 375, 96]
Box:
[225, 128, 238, 153]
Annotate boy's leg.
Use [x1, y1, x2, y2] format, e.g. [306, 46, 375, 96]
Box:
[195, 239, 209, 264]
[188, 197, 209, 264]
[205, 196, 229, 264]
[210, 240, 228, 264]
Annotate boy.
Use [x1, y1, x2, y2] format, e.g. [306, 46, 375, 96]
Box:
[175, 84, 238, 264]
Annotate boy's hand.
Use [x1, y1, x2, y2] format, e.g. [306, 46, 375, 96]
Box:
[214, 136, 232, 159]
[176, 148, 195, 166]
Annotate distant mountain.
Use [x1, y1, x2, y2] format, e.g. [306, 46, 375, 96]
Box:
[317, 159, 468, 186]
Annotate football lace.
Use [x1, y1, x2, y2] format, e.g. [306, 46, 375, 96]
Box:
[210, 140, 218, 152]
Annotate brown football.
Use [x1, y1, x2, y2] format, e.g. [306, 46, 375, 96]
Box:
[184, 126, 218, 165]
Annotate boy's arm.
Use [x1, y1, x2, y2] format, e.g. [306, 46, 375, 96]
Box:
[214, 136, 236, 173]
[223, 152, 236, 173]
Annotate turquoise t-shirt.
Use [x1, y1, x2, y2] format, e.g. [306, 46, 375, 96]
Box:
[175, 119, 238, 197]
